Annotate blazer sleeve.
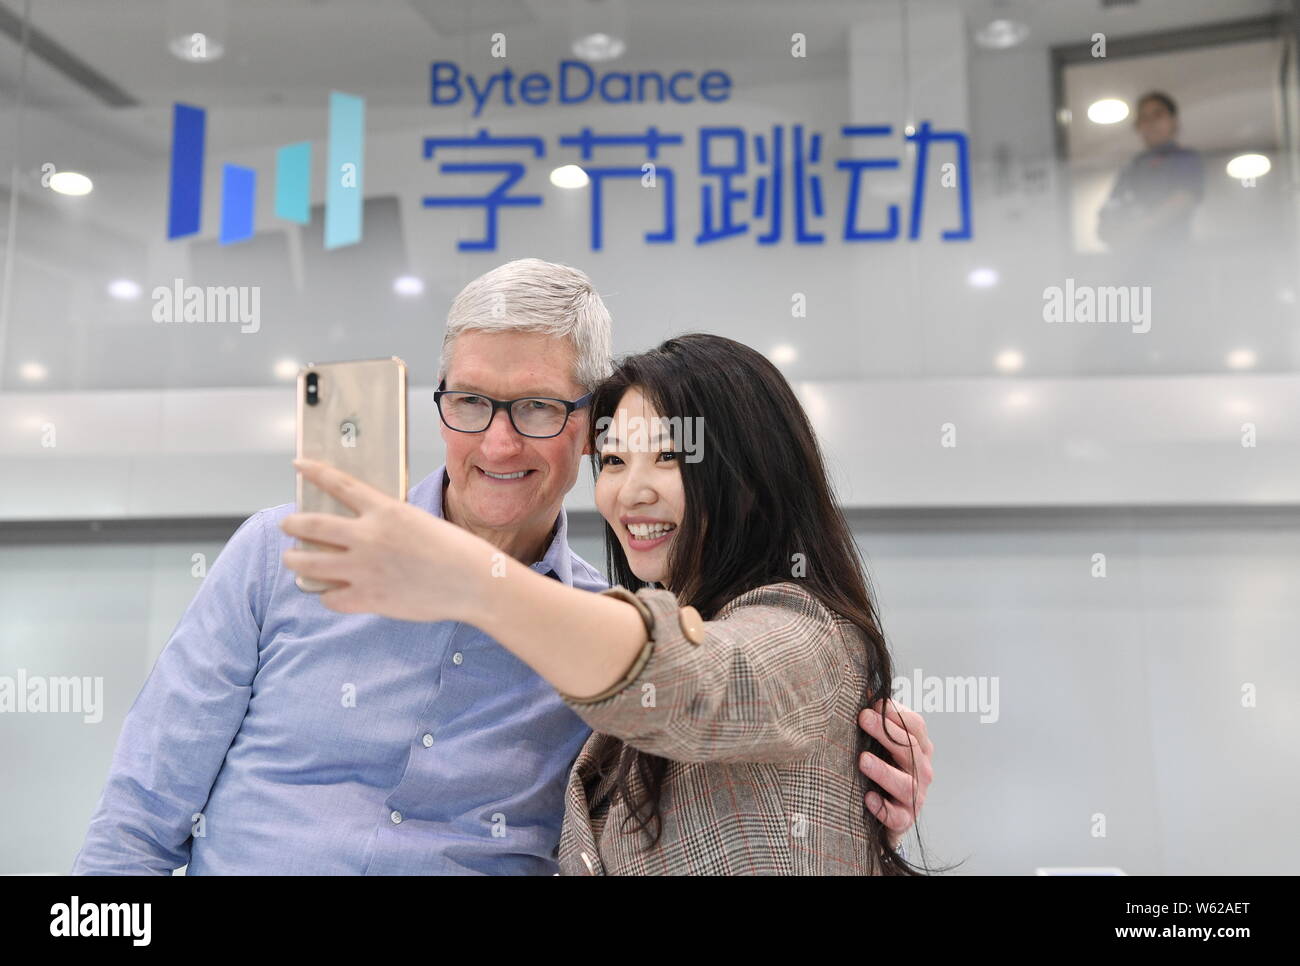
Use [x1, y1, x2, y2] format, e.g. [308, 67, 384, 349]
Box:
[559, 583, 856, 765]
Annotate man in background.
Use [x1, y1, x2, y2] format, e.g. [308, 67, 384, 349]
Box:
[1098, 90, 1204, 252]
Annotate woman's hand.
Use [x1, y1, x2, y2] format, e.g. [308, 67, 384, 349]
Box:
[858, 699, 934, 851]
[279, 458, 495, 624]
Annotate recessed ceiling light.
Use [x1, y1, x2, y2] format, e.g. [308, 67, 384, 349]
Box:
[975, 19, 1029, 50]
[19, 361, 48, 382]
[393, 276, 424, 297]
[108, 279, 141, 300]
[49, 171, 93, 195]
[1087, 98, 1130, 125]
[572, 32, 625, 62]
[1226, 154, 1270, 180]
[967, 267, 999, 288]
[550, 164, 590, 189]
[273, 359, 300, 380]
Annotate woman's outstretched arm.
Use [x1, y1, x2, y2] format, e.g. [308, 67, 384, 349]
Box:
[280, 457, 648, 699]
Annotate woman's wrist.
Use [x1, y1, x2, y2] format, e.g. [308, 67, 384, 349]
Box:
[447, 540, 506, 631]
[427, 523, 514, 628]
[466, 566, 649, 699]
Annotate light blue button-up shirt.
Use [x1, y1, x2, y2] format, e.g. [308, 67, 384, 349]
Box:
[73, 468, 605, 875]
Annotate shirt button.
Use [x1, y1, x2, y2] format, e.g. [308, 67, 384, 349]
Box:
[390, 810, 403, 825]
[421, 733, 434, 748]
[452, 651, 464, 665]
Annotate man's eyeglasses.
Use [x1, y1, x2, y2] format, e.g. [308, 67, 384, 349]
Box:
[434, 380, 592, 439]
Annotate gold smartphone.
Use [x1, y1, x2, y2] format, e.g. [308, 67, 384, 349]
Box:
[295, 356, 409, 593]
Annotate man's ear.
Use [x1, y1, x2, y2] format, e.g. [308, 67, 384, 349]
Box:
[576, 411, 594, 455]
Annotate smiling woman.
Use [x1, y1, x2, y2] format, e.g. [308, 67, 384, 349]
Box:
[573, 333, 933, 874]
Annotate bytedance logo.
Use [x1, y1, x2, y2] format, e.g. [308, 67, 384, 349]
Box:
[166, 91, 366, 248]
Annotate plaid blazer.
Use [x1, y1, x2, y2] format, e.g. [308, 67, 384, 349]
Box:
[556, 581, 881, 875]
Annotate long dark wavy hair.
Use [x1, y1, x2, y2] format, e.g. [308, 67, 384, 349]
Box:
[588, 333, 936, 875]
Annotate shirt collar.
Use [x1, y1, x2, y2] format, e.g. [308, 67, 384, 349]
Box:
[422, 465, 573, 586]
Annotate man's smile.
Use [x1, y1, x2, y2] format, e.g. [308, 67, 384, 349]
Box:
[477, 467, 537, 482]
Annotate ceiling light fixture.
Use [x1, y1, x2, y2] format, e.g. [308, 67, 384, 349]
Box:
[1087, 99, 1130, 125]
[550, 164, 590, 189]
[49, 171, 93, 195]
[974, 19, 1029, 50]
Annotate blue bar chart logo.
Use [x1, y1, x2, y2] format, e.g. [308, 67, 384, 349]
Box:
[166, 92, 366, 248]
